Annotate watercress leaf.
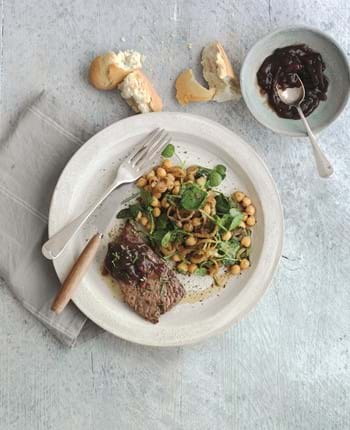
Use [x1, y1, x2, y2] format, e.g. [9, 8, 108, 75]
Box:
[180, 184, 207, 210]
[215, 193, 231, 214]
[140, 189, 153, 206]
[149, 229, 167, 245]
[156, 213, 169, 230]
[215, 214, 231, 231]
[228, 213, 244, 230]
[161, 143, 175, 158]
[194, 267, 208, 276]
[208, 171, 223, 187]
[129, 203, 142, 218]
[116, 208, 131, 218]
[161, 231, 173, 248]
[229, 207, 242, 217]
[196, 167, 211, 177]
[214, 164, 226, 178]
[218, 239, 240, 265]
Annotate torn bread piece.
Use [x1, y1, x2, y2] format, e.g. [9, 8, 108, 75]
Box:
[89, 50, 144, 90]
[201, 42, 241, 102]
[175, 69, 215, 105]
[118, 70, 163, 113]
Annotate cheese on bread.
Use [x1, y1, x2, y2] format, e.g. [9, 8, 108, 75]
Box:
[118, 70, 163, 113]
[89, 50, 144, 90]
[201, 42, 241, 102]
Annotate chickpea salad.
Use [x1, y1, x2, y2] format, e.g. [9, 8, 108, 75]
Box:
[116, 144, 257, 287]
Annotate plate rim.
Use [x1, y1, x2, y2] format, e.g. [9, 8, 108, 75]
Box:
[49, 112, 284, 346]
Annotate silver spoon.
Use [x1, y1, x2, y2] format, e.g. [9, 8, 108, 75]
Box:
[276, 75, 333, 177]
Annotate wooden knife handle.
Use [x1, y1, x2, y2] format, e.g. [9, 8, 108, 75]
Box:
[51, 233, 102, 314]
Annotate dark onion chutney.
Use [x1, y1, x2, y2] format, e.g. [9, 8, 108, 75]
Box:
[257, 44, 328, 119]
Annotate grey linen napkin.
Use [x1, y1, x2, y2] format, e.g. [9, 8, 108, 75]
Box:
[0, 92, 104, 347]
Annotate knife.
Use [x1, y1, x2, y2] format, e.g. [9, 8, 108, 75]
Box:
[51, 184, 133, 314]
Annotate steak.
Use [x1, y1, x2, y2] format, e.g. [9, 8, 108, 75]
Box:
[104, 222, 185, 323]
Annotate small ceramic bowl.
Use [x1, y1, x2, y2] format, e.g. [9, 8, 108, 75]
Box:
[240, 26, 350, 136]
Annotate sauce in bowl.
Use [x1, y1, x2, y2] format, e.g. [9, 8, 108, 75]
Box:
[257, 44, 329, 119]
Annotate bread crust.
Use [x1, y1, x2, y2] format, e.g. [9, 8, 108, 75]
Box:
[201, 42, 240, 102]
[119, 70, 163, 113]
[89, 52, 121, 90]
[175, 69, 215, 105]
[89, 51, 144, 90]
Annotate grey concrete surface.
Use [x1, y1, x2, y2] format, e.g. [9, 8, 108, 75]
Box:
[1, 1, 349, 429]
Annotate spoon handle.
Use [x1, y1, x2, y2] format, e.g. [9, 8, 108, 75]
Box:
[296, 106, 334, 178]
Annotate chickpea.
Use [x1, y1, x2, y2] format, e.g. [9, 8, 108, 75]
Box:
[153, 191, 162, 199]
[145, 223, 152, 231]
[172, 254, 181, 262]
[174, 180, 181, 186]
[245, 205, 256, 216]
[241, 236, 251, 248]
[149, 177, 158, 188]
[230, 264, 241, 276]
[234, 191, 245, 202]
[161, 197, 170, 208]
[146, 170, 155, 180]
[196, 176, 206, 187]
[156, 167, 167, 178]
[173, 185, 180, 195]
[188, 263, 198, 274]
[177, 262, 188, 273]
[207, 194, 216, 205]
[183, 223, 194, 232]
[185, 236, 197, 246]
[240, 258, 250, 270]
[186, 174, 195, 182]
[167, 181, 175, 191]
[239, 221, 246, 228]
[242, 197, 251, 208]
[203, 204, 211, 215]
[170, 167, 186, 178]
[166, 173, 175, 182]
[152, 207, 161, 217]
[222, 231, 232, 241]
[162, 159, 172, 170]
[155, 181, 168, 193]
[243, 213, 248, 222]
[140, 216, 148, 226]
[246, 216, 256, 227]
[151, 196, 160, 207]
[136, 177, 147, 188]
[192, 217, 202, 227]
[186, 166, 198, 175]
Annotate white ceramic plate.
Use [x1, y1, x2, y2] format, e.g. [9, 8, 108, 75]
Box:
[49, 112, 284, 346]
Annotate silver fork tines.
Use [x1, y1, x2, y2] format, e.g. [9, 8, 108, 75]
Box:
[130, 129, 170, 170]
[41, 127, 172, 260]
[128, 128, 161, 164]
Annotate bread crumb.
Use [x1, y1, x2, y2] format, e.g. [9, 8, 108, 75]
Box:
[120, 37, 126, 42]
[187, 43, 192, 50]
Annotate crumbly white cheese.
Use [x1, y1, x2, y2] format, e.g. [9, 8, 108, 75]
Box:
[115, 50, 145, 71]
[118, 72, 151, 113]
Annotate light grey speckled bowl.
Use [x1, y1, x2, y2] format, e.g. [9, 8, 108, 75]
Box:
[240, 26, 350, 136]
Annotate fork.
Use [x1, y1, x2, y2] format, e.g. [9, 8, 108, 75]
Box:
[42, 128, 171, 260]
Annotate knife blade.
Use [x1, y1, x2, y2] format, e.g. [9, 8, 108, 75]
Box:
[51, 183, 135, 314]
[93, 182, 135, 236]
